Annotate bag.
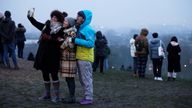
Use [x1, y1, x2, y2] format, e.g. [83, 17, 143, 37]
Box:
[158, 40, 165, 57]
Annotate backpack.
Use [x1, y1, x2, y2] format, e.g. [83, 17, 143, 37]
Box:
[135, 39, 144, 52]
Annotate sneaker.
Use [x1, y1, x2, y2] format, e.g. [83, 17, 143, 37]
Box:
[38, 95, 51, 100]
[51, 96, 60, 103]
[157, 77, 163, 81]
[154, 77, 158, 80]
[80, 99, 93, 105]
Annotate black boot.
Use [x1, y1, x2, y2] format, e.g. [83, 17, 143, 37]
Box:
[167, 77, 171, 81]
[62, 78, 76, 103]
[51, 81, 60, 103]
[38, 81, 51, 100]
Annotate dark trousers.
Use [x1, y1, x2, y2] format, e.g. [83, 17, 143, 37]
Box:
[133, 57, 137, 74]
[137, 56, 148, 77]
[152, 58, 163, 77]
[42, 69, 59, 81]
[66, 77, 75, 97]
[17, 42, 25, 58]
[93, 56, 105, 73]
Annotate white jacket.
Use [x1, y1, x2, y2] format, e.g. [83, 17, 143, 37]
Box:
[130, 38, 136, 57]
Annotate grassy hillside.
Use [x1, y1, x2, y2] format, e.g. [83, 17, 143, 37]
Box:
[0, 59, 192, 108]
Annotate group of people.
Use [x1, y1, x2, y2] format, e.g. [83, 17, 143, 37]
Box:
[0, 11, 26, 69]
[130, 28, 181, 81]
[27, 9, 95, 105]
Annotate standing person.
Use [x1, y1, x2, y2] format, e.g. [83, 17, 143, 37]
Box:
[60, 17, 77, 103]
[27, 9, 64, 103]
[167, 36, 181, 81]
[15, 23, 26, 58]
[0, 11, 19, 69]
[0, 12, 4, 64]
[130, 34, 138, 77]
[135, 28, 149, 78]
[93, 31, 107, 73]
[149, 33, 165, 81]
[103, 42, 110, 71]
[69, 10, 95, 105]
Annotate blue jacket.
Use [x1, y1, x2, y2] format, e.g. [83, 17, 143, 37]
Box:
[74, 10, 96, 62]
[149, 38, 165, 59]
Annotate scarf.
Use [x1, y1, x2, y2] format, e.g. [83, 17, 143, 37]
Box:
[50, 22, 62, 34]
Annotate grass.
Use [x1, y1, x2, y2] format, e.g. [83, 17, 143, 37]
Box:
[0, 59, 192, 108]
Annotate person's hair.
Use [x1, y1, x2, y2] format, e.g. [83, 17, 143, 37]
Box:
[140, 28, 149, 36]
[171, 36, 178, 42]
[50, 10, 64, 23]
[152, 32, 158, 38]
[18, 23, 23, 27]
[4, 10, 11, 18]
[133, 34, 138, 39]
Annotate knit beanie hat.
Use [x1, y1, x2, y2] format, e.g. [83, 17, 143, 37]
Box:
[77, 11, 85, 20]
[65, 17, 76, 27]
[0, 12, 4, 19]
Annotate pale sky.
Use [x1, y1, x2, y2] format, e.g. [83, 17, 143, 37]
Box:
[0, 0, 192, 32]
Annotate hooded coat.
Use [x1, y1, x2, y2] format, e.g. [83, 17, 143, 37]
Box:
[74, 10, 95, 62]
[167, 41, 181, 72]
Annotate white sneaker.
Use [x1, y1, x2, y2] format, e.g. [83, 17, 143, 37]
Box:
[154, 77, 158, 80]
[157, 77, 163, 81]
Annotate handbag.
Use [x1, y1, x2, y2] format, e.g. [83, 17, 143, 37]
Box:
[158, 40, 165, 57]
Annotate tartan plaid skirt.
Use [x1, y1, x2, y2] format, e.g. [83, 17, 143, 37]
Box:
[60, 50, 77, 77]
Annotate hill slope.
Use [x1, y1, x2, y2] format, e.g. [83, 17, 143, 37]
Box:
[0, 59, 192, 108]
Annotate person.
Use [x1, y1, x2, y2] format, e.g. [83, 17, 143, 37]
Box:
[149, 32, 165, 81]
[27, 9, 64, 103]
[27, 52, 35, 61]
[0, 12, 4, 64]
[15, 23, 26, 58]
[167, 36, 181, 81]
[120, 64, 125, 71]
[130, 34, 138, 77]
[103, 42, 110, 71]
[69, 10, 95, 105]
[0, 11, 19, 69]
[93, 31, 107, 73]
[135, 28, 149, 78]
[60, 17, 77, 103]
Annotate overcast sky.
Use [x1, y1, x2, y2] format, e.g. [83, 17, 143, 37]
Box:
[0, 0, 192, 32]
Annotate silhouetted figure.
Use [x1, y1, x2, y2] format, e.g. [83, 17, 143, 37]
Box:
[0, 10, 19, 69]
[93, 31, 107, 73]
[120, 65, 125, 71]
[15, 23, 26, 58]
[0, 12, 4, 64]
[135, 28, 149, 78]
[167, 36, 181, 81]
[130, 34, 138, 77]
[27, 52, 35, 61]
[149, 32, 165, 81]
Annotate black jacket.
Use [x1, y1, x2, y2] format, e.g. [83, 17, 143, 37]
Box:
[0, 17, 16, 44]
[28, 17, 63, 71]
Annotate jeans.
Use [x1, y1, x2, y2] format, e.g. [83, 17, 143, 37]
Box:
[3, 42, 18, 67]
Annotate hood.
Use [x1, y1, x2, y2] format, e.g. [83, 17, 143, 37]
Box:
[80, 10, 92, 28]
[150, 38, 160, 45]
[170, 41, 179, 46]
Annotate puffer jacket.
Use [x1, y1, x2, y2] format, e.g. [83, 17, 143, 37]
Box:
[149, 38, 165, 59]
